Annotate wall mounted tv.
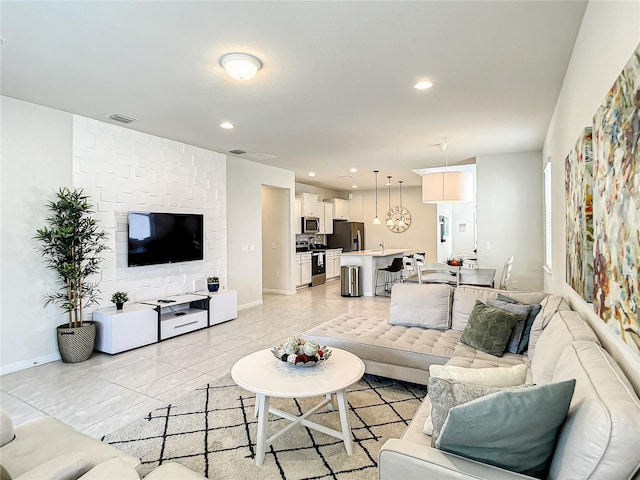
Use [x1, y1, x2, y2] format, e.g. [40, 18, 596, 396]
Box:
[128, 212, 204, 267]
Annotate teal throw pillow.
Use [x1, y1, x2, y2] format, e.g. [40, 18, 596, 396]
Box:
[435, 379, 576, 478]
[486, 299, 530, 353]
[497, 294, 542, 353]
[427, 376, 508, 443]
[459, 300, 519, 357]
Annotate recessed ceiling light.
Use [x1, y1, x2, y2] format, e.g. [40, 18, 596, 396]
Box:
[352, 185, 358, 189]
[220, 52, 262, 81]
[308, 172, 316, 177]
[219, 122, 234, 129]
[350, 168, 358, 173]
[414, 80, 434, 90]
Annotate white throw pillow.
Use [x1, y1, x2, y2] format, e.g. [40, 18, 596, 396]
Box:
[429, 363, 528, 387]
[388, 283, 452, 329]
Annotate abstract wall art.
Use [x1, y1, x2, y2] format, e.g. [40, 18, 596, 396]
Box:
[565, 127, 594, 303]
[591, 44, 640, 352]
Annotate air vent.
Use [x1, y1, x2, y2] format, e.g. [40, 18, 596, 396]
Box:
[107, 113, 137, 124]
[228, 149, 246, 155]
[246, 152, 277, 161]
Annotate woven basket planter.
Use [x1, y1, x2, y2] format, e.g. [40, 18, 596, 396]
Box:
[56, 321, 96, 363]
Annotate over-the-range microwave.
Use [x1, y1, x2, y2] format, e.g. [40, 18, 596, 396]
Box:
[302, 216, 320, 233]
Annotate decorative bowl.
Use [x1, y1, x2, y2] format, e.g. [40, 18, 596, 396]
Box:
[271, 336, 332, 367]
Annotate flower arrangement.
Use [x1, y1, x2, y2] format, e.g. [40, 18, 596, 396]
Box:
[271, 335, 332, 367]
[446, 257, 464, 267]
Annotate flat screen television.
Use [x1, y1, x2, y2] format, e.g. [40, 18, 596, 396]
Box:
[128, 212, 204, 267]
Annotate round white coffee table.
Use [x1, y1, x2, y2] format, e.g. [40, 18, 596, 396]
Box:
[231, 347, 365, 466]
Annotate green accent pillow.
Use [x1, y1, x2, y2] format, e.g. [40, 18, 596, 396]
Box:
[497, 294, 542, 353]
[459, 300, 520, 357]
[435, 379, 576, 478]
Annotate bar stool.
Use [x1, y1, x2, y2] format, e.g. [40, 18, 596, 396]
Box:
[375, 257, 404, 296]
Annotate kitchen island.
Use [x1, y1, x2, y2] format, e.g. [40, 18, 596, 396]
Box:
[340, 249, 413, 297]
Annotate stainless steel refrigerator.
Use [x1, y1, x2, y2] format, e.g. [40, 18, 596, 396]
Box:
[328, 221, 365, 252]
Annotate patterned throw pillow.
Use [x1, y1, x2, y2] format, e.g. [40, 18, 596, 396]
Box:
[497, 293, 543, 353]
[459, 300, 520, 357]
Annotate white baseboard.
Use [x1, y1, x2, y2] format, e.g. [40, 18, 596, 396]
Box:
[0, 352, 61, 376]
[262, 288, 289, 295]
[237, 299, 263, 311]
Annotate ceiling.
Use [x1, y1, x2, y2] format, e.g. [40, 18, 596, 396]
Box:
[0, 1, 587, 190]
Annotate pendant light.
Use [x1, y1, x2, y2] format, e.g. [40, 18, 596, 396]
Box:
[422, 137, 473, 203]
[373, 170, 381, 224]
[386, 176, 393, 226]
[398, 180, 405, 226]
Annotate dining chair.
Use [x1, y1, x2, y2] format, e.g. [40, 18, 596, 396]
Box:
[417, 263, 459, 286]
[498, 256, 514, 289]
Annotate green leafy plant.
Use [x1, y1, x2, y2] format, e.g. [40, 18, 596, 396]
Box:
[35, 187, 109, 328]
[207, 276, 219, 284]
[111, 291, 129, 305]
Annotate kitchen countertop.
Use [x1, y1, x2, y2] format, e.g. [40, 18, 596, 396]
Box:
[340, 248, 412, 257]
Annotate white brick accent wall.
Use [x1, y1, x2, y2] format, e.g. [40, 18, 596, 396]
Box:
[72, 115, 227, 312]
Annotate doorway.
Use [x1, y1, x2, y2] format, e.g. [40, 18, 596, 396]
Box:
[261, 185, 290, 294]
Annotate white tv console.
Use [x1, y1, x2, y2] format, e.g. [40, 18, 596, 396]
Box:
[93, 290, 238, 354]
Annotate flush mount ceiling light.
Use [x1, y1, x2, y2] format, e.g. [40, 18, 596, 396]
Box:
[220, 52, 262, 81]
[219, 121, 234, 129]
[414, 79, 434, 90]
[422, 137, 473, 203]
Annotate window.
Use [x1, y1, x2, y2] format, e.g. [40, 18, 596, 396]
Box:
[543, 161, 552, 272]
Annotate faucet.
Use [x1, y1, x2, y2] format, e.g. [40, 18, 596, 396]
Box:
[380, 242, 385, 253]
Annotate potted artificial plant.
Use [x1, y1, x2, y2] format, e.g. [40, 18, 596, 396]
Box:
[35, 187, 109, 363]
[207, 276, 220, 292]
[111, 291, 129, 310]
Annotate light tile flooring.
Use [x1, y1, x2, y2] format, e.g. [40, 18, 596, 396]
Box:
[0, 281, 390, 439]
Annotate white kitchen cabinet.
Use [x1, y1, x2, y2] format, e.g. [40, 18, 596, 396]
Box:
[328, 198, 348, 220]
[297, 252, 312, 286]
[93, 303, 158, 354]
[323, 202, 333, 234]
[297, 193, 320, 217]
[326, 250, 335, 278]
[333, 249, 342, 279]
[295, 253, 302, 286]
[294, 198, 302, 234]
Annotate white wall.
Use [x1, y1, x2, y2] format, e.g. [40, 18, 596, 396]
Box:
[72, 115, 227, 305]
[543, 0, 640, 390]
[1, 97, 73, 373]
[227, 158, 296, 308]
[345, 186, 438, 262]
[476, 151, 543, 291]
[451, 202, 477, 254]
[262, 186, 288, 293]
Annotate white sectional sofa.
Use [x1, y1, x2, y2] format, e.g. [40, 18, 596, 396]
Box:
[304, 284, 640, 480]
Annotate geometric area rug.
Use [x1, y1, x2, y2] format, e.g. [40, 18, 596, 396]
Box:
[102, 373, 427, 479]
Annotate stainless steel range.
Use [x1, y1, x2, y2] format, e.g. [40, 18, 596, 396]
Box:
[311, 251, 326, 286]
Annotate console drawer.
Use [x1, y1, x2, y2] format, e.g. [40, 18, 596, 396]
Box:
[161, 310, 208, 339]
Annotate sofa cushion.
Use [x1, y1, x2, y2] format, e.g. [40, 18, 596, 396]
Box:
[436, 379, 576, 478]
[78, 457, 140, 480]
[427, 377, 506, 443]
[0, 409, 14, 448]
[304, 314, 461, 371]
[548, 341, 640, 480]
[459, 301, 519, 357]
[388, 284, 452, 329]
[528, 294, 570, 360]
[530, 310, 600, 384]
[496, 293, 542, 353]
[451, 286, 548, 332]
[486, 299, 530, 353]
[429, 363, 527, 387]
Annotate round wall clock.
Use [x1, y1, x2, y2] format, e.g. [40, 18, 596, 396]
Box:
[386, 206, 412, 233]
